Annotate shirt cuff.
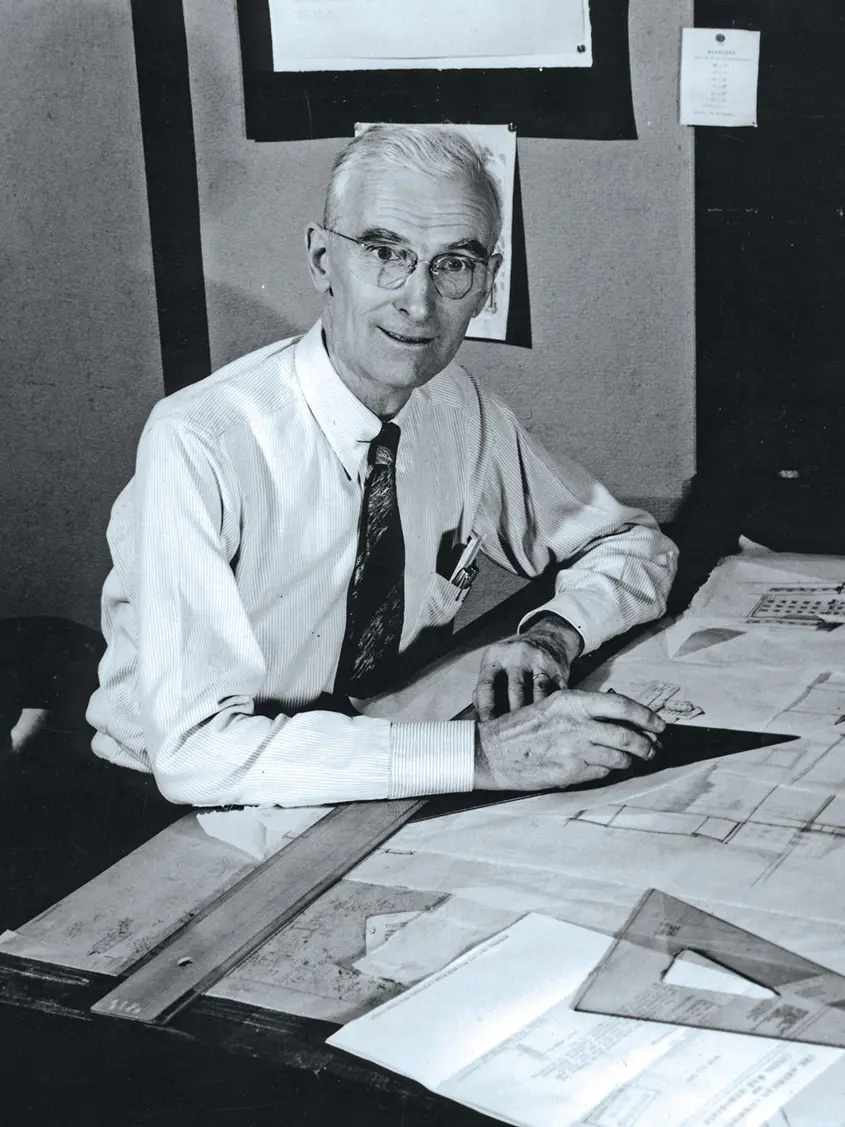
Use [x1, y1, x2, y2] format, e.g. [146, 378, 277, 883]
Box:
[517, 590, 625, 655]
[388, 721, 476, 799]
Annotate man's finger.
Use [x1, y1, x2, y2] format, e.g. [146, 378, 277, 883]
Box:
[575, 689, 665, 734]
[531, 670, 559, 701]
[588, 745, 633, 772]
[507, 670, 528, 714]
[578, 764, 612, 783]
[473, 667, 499, 722]
[594, 722, 657, 762]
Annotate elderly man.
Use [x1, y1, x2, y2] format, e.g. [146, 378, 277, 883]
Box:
[87, 124, 676, 808]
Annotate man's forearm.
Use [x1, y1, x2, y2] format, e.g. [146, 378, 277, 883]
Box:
[520, 524, 678, 655]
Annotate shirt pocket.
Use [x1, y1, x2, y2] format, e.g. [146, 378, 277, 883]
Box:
[408, 570, 471, 637]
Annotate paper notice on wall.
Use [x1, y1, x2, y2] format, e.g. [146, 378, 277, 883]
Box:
[269, 0, 592, 71]
[680, 28, 761, 127]
[354, 123, 516, 342]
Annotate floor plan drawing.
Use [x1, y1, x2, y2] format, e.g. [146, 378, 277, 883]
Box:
[748, 585, 845, 628]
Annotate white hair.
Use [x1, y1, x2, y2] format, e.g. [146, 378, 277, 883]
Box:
[324, 123, 503, 249]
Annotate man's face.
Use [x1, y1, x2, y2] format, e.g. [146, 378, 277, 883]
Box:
[307, 164, 501, 416]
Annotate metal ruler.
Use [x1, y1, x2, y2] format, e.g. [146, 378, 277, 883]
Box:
[92, 702, 478, 1025]
[91, 796, 426, 1024]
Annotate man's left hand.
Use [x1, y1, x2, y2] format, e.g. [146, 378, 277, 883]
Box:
[473, 615, 584, 721]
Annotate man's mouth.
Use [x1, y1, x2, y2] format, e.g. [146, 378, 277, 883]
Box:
[379, 327, 434, 346]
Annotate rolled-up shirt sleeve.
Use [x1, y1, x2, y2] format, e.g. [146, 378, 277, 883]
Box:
[132, 420, 473, 807]
[475, 398, 678, 655]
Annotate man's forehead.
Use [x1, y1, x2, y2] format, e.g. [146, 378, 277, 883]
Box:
[338, 164, 494, 247]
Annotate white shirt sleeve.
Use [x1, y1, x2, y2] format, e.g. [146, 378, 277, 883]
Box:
[476, 398, 678, 654]
[131, 419, 474, 807]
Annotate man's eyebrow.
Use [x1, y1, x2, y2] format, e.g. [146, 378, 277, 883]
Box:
[445, 238, 490, 259]
[357, 227, 407, 244]
[355, 229, 490, 258]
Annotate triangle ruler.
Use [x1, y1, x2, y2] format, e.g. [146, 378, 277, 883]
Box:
[573, 888, 845, 1047]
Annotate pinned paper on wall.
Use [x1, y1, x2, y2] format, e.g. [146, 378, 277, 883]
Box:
[237, 0, 637, 143]
[268, 0, 592, 71]
[680, 28, 761, 128]
[354, 123, 517, 343]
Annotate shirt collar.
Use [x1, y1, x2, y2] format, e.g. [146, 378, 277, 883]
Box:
[294, 320, 419, 480]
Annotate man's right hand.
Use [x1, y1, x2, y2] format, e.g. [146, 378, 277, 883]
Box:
[474, 690, 665, 792]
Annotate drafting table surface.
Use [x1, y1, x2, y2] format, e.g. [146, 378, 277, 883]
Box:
[5, 551, 845, 1126]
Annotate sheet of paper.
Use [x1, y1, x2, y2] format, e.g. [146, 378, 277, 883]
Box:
[354, 895, 519, 984]
[680, 28, 761, 127]
[1, 816, 258, 974]
[577, 657, 808, 732]
[352, 667, 845, 928]
[196, 805, 328, 861]
[363, 910, 421, 955]
[734, 546, 845, 584]
[626, 556, 845, 671]
[330, 914, 841, 1127]
[764, 1056, 845, 1126]
[354, 123, 516, 342]
[332, 915, 677, 1090]
[269, 0, 592, 71]
[208, 879, 444, 1023]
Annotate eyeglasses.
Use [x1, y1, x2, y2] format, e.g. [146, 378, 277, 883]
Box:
[323, 226, 490, 301]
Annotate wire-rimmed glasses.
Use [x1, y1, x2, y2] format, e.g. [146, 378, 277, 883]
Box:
[324, 226, 490, 301]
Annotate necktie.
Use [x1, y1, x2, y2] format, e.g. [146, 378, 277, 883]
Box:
[335, 421, 405, 698]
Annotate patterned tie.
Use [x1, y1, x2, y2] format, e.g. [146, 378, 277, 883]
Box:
[335, 421, 405, 698]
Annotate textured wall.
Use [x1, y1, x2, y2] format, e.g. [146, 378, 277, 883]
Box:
[0, 0, 163, 626]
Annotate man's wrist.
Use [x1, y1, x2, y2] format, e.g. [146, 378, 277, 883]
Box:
[523, 612, 584, 666]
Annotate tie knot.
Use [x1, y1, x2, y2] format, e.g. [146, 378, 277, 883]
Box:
[369, 421, 400, 468]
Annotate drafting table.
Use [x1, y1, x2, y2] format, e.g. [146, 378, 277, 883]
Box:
[0, 578, 553, 1127]
[4, 550, 845, 1125]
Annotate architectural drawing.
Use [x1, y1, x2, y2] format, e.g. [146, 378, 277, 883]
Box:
[634, 680, 705, 723]
[748, 585, 845, 628]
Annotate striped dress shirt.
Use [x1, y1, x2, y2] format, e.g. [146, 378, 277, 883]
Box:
[87, 321, 678, 807]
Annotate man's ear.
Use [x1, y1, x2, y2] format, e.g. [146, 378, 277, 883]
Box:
[305, 223, 332, 295]
[472, 253, 503, 318]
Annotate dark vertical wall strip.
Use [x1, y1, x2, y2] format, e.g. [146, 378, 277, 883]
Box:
[670, 2, 845, 603]
[694, 1, 845, 465]
[131, 0, 211, 395]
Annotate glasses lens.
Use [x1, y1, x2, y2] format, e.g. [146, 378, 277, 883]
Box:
[344, 242, 411, 290]
[431, 255, 478, 300]
[377, 259, 412, 289]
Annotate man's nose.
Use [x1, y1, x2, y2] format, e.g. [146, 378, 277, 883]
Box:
[395, 262, 437, 321]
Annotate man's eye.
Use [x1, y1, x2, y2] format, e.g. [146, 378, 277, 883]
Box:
[436, 256, 474, 274]
[364, 244, 403, 263]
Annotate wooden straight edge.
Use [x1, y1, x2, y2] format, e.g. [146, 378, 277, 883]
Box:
[90, 796, 426, 1025]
